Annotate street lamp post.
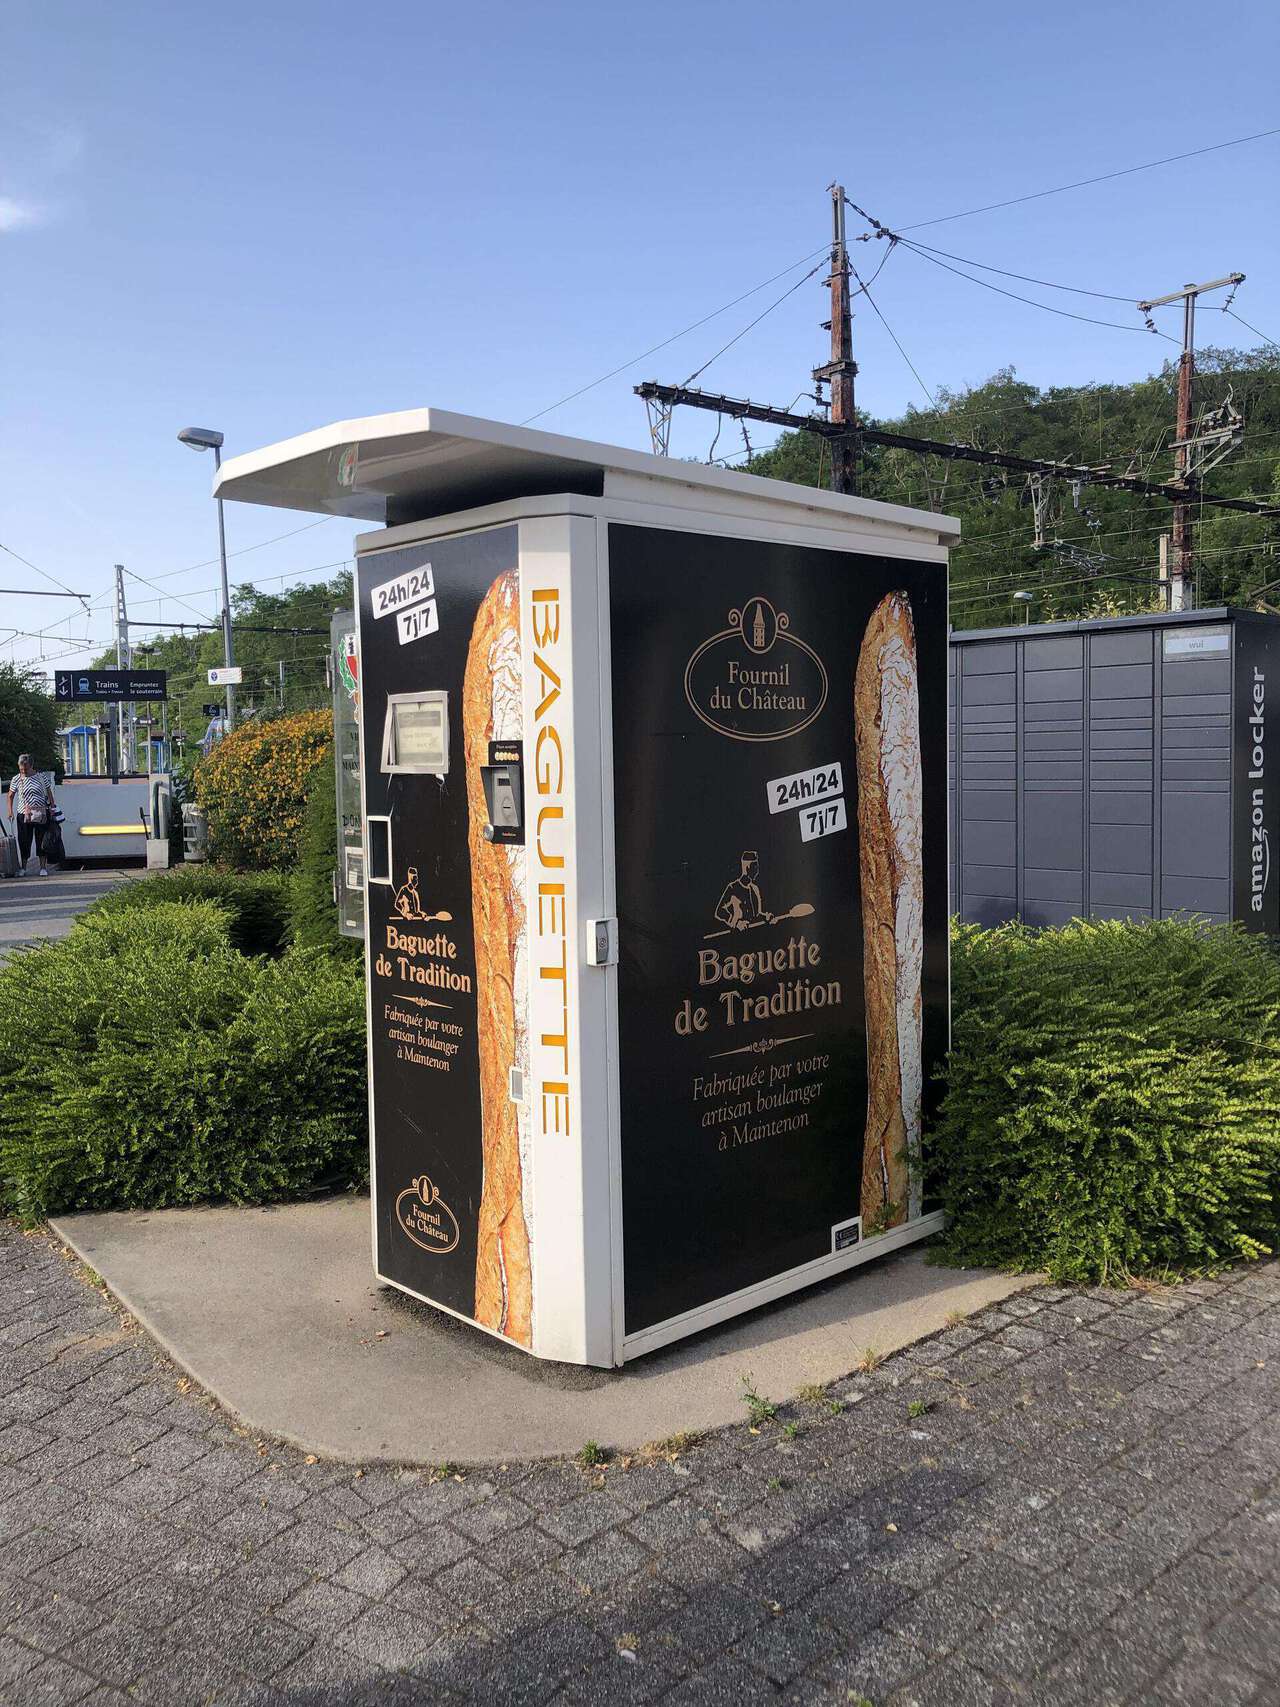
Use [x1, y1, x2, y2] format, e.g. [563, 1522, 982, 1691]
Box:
[177, 426, 236, 732]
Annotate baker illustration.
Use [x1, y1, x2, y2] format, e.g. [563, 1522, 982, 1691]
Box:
[714, 850, 774, 932]
[392, 867, 451, 923]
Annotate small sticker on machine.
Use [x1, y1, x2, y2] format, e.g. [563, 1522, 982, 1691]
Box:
[373, 564, 435, 620]
[832, 1217, 862, 1253]
[1163, 627, 1229, 657]
[799, 797, 847, 843]
[767, 761, 843, 815]
[396, 601, 439, 646]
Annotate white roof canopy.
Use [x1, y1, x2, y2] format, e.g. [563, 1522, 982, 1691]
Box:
[213, 407, 960, 543]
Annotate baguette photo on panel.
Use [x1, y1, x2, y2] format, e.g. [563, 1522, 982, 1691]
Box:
[854, 590, 924, 1234]
[463, 569, 534, 1346]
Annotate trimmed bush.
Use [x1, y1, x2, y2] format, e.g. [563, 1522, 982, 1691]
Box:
[289, 744, 361, 960]
[932, 918, 1280, 1284]
[0, 903, 367, 1220]
[83, 868, 292, 956]
[192, 708, 332, 870]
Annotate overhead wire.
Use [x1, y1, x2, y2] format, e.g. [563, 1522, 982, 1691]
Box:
[521, 243, 830, 425]
[681, 260, 825, 388]
[896, 238, 1178, 339]
[0, 543, 91, 612]
[849, 264, 936, 409]
[123, 565, 216, 627]
[892, 126, 1280, 233]
[1223, 307, 1278, 348]
[896, 237, 1141, 304]
[137, 517, 336, 584]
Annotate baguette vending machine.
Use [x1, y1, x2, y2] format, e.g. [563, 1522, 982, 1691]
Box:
[216, 410, 958, 1366]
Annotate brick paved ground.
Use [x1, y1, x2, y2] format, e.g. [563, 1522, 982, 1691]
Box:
[0, 1225, 1276, 1706]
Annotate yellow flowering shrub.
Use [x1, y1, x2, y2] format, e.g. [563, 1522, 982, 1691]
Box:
[193, 709, 333, 871]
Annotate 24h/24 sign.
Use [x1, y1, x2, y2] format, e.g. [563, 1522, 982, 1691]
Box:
[54, 670, 168, 703]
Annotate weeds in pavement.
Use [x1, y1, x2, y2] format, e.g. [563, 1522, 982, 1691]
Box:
[741, 1375, 777, 1427]
[640, 1430, 702, 1462]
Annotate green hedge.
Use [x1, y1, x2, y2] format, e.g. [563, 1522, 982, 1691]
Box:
[289, 745, 361, 960]
[84, 868, 292, 956]
[932, 918, 1280, 1284]
[0, 903, 367, 1219]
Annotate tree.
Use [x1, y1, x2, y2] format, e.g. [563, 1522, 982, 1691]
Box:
[0, 663, 62, 781]
[77, 571, 352, 752]
[746, 347, 1280, 630]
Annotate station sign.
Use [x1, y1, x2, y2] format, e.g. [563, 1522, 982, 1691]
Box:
[55, 669, 167, 702]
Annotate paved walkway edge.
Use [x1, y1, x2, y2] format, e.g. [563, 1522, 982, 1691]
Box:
[49, 1215, 331, 1460]
[51, 1200, 1043, 1465]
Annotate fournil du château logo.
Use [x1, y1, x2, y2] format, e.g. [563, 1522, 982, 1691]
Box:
[1248, 664, 1271, 913]
[395, 1173, 460, 1255]
[684, 595, 828, 742]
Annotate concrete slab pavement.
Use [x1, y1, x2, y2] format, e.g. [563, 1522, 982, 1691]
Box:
[0, 862, 141, 956]
[52, 1195, 1039, 1463]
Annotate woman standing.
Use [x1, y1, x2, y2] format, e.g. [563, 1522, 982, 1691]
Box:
[6, 755, 55, 877]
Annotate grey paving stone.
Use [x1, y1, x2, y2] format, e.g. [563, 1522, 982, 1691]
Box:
[886, 1657, 1018, 1705]
[329, 1544, 408, 1598]
[447, 1489, 533, 1543]
[430, 1552, 504, 1611]
[1144, 1643, 1266, 1706]
[537, 1489, 644, 1547]
[808, 1624, 934, 1698]
[883, 1582, 993, 1657]
[387, 1520, 474, 1575]
[729, 1604, 832, 1684]
[336, 1599, 441, 1669]
[272, 1638, 386, 1697]
[476, 1520, 563, 1579]
[0, 1226, 1275, 1704]
[663, 1652, 780, 1704]
[561, 1526, 651, 1590]
[559, 1650, 683, 1707]
[6, 1587, 110, 1652]
[0, 1633, 39, 1687]
[0, 1655, 99, 1704]
[623, 1493, 710, 1549]
[959, 1606, 1073, 1679]
[276, 1577, 368, 1635]
[805, 1568, 909, 1643]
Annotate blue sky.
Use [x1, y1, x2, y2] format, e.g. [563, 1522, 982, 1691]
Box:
[4, 0, 1278, 673]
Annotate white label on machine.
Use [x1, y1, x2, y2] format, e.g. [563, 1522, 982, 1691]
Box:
[799, 797, 847, 843]
[767, 761, 843, 815]
[396, 601, 439, 646]
[373, 563, 435, 620]
[1163, 627, 1229, 657]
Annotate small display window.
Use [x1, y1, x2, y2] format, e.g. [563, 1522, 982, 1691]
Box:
[381, 691, 449, 775]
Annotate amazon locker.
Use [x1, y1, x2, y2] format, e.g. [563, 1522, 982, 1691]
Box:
[216, 409, 957, 1366]
[950, 608, 1280, 932]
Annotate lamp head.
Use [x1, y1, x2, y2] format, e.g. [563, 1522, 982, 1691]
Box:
[177, 426, 224, 452]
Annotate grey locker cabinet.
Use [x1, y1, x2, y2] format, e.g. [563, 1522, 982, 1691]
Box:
[950, 609, 1279, 933]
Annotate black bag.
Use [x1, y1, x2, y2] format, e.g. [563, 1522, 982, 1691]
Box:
[41, 823, 65, 867]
